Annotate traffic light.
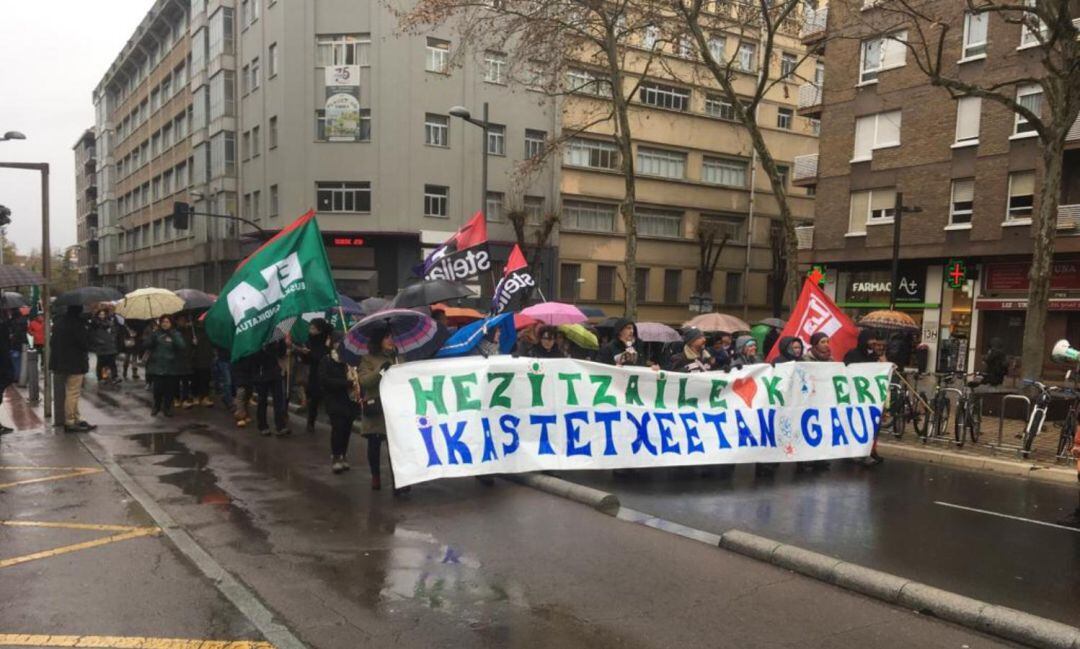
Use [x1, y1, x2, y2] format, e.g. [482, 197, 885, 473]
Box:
[172, 201, 192, 230]
[0, 205, 10, 228]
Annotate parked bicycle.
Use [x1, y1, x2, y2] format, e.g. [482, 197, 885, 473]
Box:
[882, 369, 928, 439]
[953, 372, 986, 447]
[1020, 375, 1080, 460]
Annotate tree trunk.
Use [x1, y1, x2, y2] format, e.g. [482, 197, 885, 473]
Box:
[1020, 131, 1066, 379]
[744, 123, 801, 310]
[605, 35, 638, 320]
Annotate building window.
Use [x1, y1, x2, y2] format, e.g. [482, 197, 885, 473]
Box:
[777, 107, 793, 129]
[424, 184, 448, 217]
[775, 164, 789, 189]
[780, 52, 797, 78]
[524, 196, 544, 224]
[962, 12, 988, 58]
[425, 113, 449, 147]
[484, 51, 507, 84]
[636, 147, 686, 179]
[853, 110, 902, 161]
[636, 208, 682, 238]
[208, 7, 234, 58]
[269, 43, 278, 77]
[702, 157, 748, 187]
[209, 70, 235, 121]
[269, 116, 278, 148]
[426, 38, 450, 73]
[525, 129, 546, 158]
[242, 130, 251, 160]
[270, 184, 279, 216]
[642, 26, 660, 50]
[724, 272, 742, 305]
[485, 192, 504, 221]
[597, 265, 616, 301]
[954, 96, 981, 144]
[316, 34, 371, 66]
[707, 36, 725, 62]
[848, 188, 896, 233]
[949, 179, 974, 225]
[1007, 171, 1035, 220]
[635, 268, 650, 302]
[639, 82, 690, 111]
[252, 126, 261, 156]
[737, 41, 757, 72]
[859, 31, 907, 83]
[663, 269, 681, 303]
[359, 109, 372, 141]
[1014, 84, 1042, 135]
[316, 181, 372, 213]
[251, 57, 261, 89]
[562, 200, 617, 232]
[701, 214, 744, 243]
[486, 125, 505, 155]
[1020, 0, 1046, 47]
[252, 190, 261, 219]
[678, 36, 695, 59]
[564, 138, 619, 170]
[241, 65, 250, 94]
[560, 264, 582, 300]
[565, 68, 610, 97]
[705, 95, 749, 121]
[210, 131, 236, 177]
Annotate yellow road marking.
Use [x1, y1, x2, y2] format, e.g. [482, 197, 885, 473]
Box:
[0, 521, 162, 570]
[0, 466, 103, 490]
[0, 635, 274, 648]
[0, 521, 153, 533]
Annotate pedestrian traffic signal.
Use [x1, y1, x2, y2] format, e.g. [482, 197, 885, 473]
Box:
[0, 205, 10, 227]
[172, 201, 192, 230]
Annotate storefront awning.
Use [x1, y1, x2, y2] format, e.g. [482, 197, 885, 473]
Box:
[976, 298, 1080, 311]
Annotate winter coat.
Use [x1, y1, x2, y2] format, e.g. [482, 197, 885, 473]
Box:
[844, 330, 879, 365]
[302, 333, 330, 394]
[145, 329, 187, 376]
[358, 350, 396, 437]
[49, 313, 90, 375]
[528, 343, 566, 359]
[667, 346, 713, 373]
[318, 353, 359, 419]
[983, 341, 1008, 386]
[774, 336, 803, 364]
[0, 320, 14, 389]
[190, 323, 215, 370]
[88, 318, 119, 356]
[597, 319, 648, 367]
[176, 328, 195, 375]
[28, 318, 44, 347]
[245, 342, 286, 384]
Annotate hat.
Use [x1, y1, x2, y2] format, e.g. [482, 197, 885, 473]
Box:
[683, 327, 705, 345]
[735, 335, 756, 351]
[809, 332, 828, 346]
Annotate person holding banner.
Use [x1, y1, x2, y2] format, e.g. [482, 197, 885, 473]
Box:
[733, 336, 760, 366]
[667, 328, 712, 373]
[845, 328, 885, 466]
[528, 326, 566, 359]
[319, 332, 359, 474]
[597, 319, 651, 368]
[358, 329, 401, 492]
[806, 333, 832, 361]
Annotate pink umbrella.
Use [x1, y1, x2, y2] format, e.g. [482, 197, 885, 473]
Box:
[636, 322, 681, 343]
[520, 302, 588, 325]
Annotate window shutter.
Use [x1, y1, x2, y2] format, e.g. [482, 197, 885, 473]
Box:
[955, 97, 981, 141]
[849, 191, 870, 232]
[854, 116, 874, 159]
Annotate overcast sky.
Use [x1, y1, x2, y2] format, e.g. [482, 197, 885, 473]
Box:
[0, 2, 149, 254]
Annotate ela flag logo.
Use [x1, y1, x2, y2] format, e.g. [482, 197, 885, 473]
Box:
[418, 212, 491, 281]
[491, 245, 535, 314]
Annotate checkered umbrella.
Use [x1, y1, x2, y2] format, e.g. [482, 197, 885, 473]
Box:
[0, 265, 45, 288]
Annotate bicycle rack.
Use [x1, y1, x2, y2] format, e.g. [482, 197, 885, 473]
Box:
[988, 393, 1030, 453]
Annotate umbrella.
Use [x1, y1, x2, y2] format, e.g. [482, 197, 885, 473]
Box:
[432, 303, 484, 325]
[521, 302, 587, 326]
[558, 323, 599, 350]
[514, 313, 539, 330]
[636, 322, 681, 343]
[595, 316, 621, 331]
[1, 292, 27, 308]
[0, 265, 45, 288]
[756, 317, 787, 329]
[358, 297, 389, 316]
[54, 286, 123, 308]
[175, 288, 215, 311]
[683, 312, 751, 333]
[436, 313, 517, 358]
[859, 309, 920, 332]
[391, 279, 474, 308]
[580, 306, 606, 319]
[337, 293, 363, 315]
[344, 308, 449, 361]
[115, 288, 185, 320]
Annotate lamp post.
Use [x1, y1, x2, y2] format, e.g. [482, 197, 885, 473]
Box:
[449, 103, 490, 220]
[888, 192, 924, 310]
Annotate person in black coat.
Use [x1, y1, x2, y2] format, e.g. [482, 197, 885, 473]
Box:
[49, 305, 95, 432]
[298, 318, 333, 432]
[0, 312, 15, 435]
[528, 326, 566, 358]
[982, 337, 1008, 386]
[319, 332, 359, 473]
[667, 328, 713, 373]
[597, 318, 651, 367]
[249, 340, 289, 437]
[844, 327, 884, 466]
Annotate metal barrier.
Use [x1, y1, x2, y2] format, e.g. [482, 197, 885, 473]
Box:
[989, 393, 1031, 453]
[24, 349, 39, 404]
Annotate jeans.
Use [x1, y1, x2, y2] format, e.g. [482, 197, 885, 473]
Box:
[152, 375, 179, 413]
[254, 379, 287, 432]
[212, 359, 234, 409]
[329, 414, 354, 457]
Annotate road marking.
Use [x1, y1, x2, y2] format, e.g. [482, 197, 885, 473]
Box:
[934, 501, 1080, 533]
[0, 634, 274, 648]
[0, 521, 161, 569]
[0, 466, 103, 490]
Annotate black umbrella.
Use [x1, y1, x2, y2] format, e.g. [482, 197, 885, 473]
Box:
[391, 279, 473, 308]
[1, 292, 27, 308]
[175, 288, 215, 311]
[0, 265, 45, 288]
[595, 316, 621, 331]
[359, 296, 389, 316]
[53, 286, 123, 308]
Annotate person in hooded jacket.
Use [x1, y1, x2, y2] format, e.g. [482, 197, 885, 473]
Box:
[597, 318, 650, 367]
[668, 328, 713, 373]
[89, 308, 120, 385]
[528, 326, 566, 358]
[319, 331, 359, 473]
[358, 328, 404, 493]
[982, 337, 1008, 386]
[774, 336, 804, 363]
[732, 335, 760, 366]
[298, 318, 333, 432]
[844, 327, 884, 466]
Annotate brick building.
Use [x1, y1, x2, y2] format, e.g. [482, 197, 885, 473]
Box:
[800, 0, 1080, 377]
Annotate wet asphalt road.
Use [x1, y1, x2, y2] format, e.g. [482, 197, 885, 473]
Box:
[562, 459, 1080, 626]
[1, 382, 1034, 648]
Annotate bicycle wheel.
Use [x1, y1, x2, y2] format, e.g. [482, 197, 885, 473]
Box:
[954, 400, 966, 448]
[968, 400, 982, 444]
[911, 391, 930, 437]
[1021, 409, 1044, 458]
[931, 395, 950, 441]
[890, 393, 906, 439]
[1056, 411, 1076, 458]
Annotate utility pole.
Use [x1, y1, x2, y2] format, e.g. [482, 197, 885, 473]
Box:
[889, 192, 923, 310]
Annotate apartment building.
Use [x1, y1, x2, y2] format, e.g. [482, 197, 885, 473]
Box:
[73, 128, 98, 287]
[801, 0, 1080, 377]
[88, 0, 559, 297]
[557, 17, 819, 324]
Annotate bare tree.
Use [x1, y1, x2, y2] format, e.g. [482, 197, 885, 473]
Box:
[398, 0, 670, 318]
[669, 0, 820, 309]
[694, 218, 731, 298]
[506, 205, 561, 281]
[843, 0, 1080, 378]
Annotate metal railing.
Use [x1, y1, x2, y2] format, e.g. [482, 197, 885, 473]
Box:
[795, 225, 814, 250]
[1067, 114, 1080, 142]
[793, 153, 819, 183]
[800, 6, 827, 39]
[797, 83, 822, 110]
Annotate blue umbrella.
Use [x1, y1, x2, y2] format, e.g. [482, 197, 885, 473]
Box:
[337, 292, 363, 315]
[436, 313, 517, 358]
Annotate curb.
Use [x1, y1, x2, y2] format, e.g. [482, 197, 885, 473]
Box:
[878, 441, 1078, 486]
[517, 475, 1080, 649]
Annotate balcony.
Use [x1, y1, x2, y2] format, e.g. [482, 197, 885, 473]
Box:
[797, 83, 822, 117]
[1059, 204, 1080, 230]
[792, 153, 819, 186]
[795, 226, 814, 250]
[801, 6, 827, 43]
[1067, 114, 1080, 144]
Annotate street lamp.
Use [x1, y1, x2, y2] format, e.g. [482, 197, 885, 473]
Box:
[448, 103, 491, 220]
[1, 131, 26, 142]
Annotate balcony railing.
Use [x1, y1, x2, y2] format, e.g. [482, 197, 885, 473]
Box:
[797, 83, 822, 110]
[1059, 204, 1080, 230]
[800, 6, 827, 40]
[1067, 114, 1080, 143]
[795, 225, 814, 250]
[793, 153, 819, 185]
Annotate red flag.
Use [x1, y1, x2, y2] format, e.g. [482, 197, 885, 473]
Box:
[502, 244, 527, 276]
[454, 211, 489, 250]
[766, 279, 858, 362]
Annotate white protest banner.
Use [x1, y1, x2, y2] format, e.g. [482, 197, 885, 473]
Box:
[381, 357, 893, 487]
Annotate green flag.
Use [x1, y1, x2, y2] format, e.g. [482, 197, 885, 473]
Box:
[206, 210, 338, 360]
